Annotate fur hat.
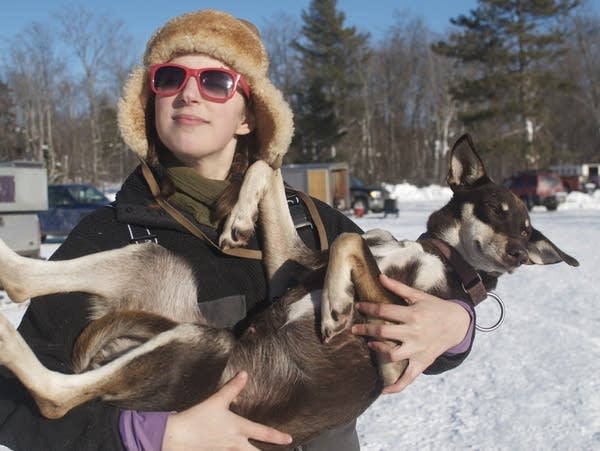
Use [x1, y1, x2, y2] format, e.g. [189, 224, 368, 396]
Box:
[117, 9, 293, 169]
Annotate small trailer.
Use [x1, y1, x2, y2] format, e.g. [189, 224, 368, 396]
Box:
[549, 163, 600, 192]
[282, 162, 350, 210]
[0, 161, 48, 257]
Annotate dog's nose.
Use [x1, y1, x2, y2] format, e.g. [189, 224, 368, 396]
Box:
[506, 243, 528, 265]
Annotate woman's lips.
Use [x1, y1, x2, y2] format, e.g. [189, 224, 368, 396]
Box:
[173, 114, 208, 125]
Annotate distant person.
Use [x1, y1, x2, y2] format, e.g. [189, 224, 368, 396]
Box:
[0, 9, 473, 450]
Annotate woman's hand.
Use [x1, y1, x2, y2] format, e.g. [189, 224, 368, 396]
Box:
[351, 274, 471, 394]
[162, 371, 292, 450]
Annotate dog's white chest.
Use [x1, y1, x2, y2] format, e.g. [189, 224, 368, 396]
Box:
[372, 239, 447, 293]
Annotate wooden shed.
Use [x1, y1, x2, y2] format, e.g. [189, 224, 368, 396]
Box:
[281, 162, 350, 210]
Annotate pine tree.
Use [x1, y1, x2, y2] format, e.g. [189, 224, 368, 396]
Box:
[433, 0, 580, 167]
[290, 0, 370, 162]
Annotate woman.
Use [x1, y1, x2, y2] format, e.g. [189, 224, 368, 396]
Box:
[0, 10, 473, 451]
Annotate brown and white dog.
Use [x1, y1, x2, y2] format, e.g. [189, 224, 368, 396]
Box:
[0, 134, 578, 449]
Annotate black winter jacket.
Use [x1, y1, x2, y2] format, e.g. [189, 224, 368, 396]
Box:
[0, 166, 473, 450]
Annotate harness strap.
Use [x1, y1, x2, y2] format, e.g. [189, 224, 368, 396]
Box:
[286, 188, 329, 251]
[140, 160, 329, 259]
[419, 234, 487, 305]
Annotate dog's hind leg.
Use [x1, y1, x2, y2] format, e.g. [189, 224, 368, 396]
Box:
[0, 240, 202, 323]
[0, 314, 233, 418]
[71, 310, 178, 372]
[0, 313, 114, 418]
[320, 232, 408, 385]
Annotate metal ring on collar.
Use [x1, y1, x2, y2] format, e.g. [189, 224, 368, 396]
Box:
[475, 291, 505, 332]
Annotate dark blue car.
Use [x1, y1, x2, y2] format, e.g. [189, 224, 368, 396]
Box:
[38, 184, 111, 241]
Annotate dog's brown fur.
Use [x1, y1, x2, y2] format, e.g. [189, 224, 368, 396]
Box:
[0, 134, 578, 449]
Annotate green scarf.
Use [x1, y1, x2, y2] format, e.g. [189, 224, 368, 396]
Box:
[166, 165, 230, 229]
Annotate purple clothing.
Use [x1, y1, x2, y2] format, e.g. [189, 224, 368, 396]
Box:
[119, 410, 172, 451]
[444, 299, 475, 355]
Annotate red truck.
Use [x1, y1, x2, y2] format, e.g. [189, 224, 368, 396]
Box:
[503, 170, 566, 211]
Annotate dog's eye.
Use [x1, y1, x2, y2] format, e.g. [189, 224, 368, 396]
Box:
[521, 228, 530, 238]
[488, 203, 505, 215]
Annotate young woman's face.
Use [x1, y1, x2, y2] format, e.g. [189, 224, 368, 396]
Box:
[154, 54, 252, 179]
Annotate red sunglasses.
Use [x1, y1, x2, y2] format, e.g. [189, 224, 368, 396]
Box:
[149, 63, 251, 102]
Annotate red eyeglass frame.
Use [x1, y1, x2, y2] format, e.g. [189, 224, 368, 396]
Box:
[149, 63, 251, 102]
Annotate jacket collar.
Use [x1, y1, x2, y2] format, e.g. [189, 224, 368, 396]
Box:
[114, 165, 206, 234]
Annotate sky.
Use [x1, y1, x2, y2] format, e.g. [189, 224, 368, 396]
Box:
[1, 0, 481, 56]
[2, 186, 599, 449]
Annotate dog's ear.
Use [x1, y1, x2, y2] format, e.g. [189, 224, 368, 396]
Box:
[447, 134, 488, 190]
[526, 228, 579, 266]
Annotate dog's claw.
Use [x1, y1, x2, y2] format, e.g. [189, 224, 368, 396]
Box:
[321, 315, 351, 344]
[219, 226, 253, 250]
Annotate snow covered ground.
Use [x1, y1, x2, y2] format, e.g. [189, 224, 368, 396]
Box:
[353, 187, 600, 450]
[1, 186, 599, 450]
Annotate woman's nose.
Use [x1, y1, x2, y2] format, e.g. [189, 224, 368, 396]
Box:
[179, 76, 201, 103]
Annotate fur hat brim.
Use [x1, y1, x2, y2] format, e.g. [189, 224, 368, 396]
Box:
[117, 10, 293, 169]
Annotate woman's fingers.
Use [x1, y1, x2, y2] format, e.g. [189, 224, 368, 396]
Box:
[382, 360, 428, 394]
[219, 372, 293, 446]
[367, 340, 412, 362]
[163, 371, 293, 450]
[238, 416, 293, 447]
[365, 341, 427, 394]
[216, 371, 249, 407]
[379, 274, 420, 304]
[350, 273, 472, 395]
[379, 273, 440, 304]
[353, 274, 437, 323]
[354, 301, 412, 324]
[351, 322, 408, 341]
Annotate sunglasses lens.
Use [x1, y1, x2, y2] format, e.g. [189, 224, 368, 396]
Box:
[153, 66, 186, 94]
[200, 70, 236, 99]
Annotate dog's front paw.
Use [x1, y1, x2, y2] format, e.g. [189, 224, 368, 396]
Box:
[321, 315, 350, 343]
[219, 210, 257, 249]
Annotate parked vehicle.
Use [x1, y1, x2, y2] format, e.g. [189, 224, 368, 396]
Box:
[503, 170, 566, 211]
[349, 177, 388, 213]
[0, 162, 47, 258]
[38, 184, 111, 240]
